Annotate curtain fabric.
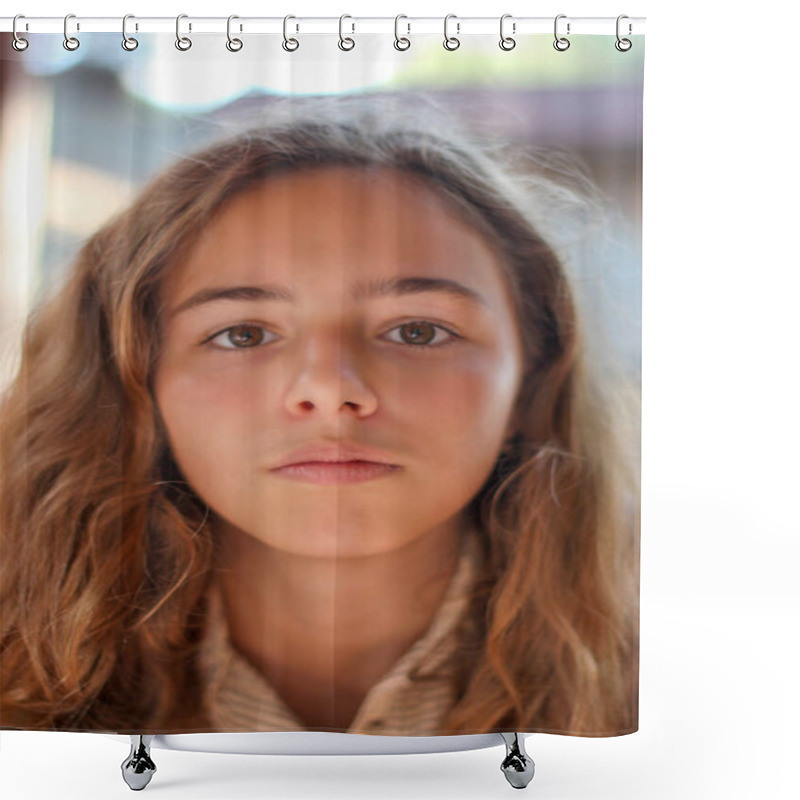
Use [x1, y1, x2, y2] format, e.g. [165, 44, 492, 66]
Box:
[0, 25, 644, 738]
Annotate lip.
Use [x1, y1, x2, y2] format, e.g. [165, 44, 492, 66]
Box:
[271, 461, 400, 485]
[271, 440, 400, 470]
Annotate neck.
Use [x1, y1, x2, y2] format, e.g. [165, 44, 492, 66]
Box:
[212, 517, 465, 726]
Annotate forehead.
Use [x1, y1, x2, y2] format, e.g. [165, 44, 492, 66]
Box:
[162, 165, 509, 301]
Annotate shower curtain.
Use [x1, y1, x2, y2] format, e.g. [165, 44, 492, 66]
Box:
[0, 16, 644, 745]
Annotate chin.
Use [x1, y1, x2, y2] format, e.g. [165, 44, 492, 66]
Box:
[246, 516, 422, 559]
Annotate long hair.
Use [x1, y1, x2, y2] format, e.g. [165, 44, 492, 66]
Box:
[0, 94, 639, 734]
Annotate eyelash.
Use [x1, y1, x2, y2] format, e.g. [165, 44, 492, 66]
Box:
[202, 321, 462, 352]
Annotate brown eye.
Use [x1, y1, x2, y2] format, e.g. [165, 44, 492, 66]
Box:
[208, 324, 271, 350]
[228, 325, 264, 347]
[383, 321, 459, 349]
[399, 321, 437, 345]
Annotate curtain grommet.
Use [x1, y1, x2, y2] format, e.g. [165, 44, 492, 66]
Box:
[12, 14, 29, 51]
[282, 15, 299, 52]
[553, 14, 570, 51]
[338, 14, 355, 51]
[121, 14, 138, 51]
[175, 14, 192, 51]
[226, 15, 243, 52]
[394, 15, 411, 51]
[615, 15, 633, 51]
[443, 14, 460, 51]
[499, 14, 516, 51]
[63, 13, 80, 51]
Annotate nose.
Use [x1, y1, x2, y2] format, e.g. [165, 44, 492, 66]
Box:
[283, 331, 379, 418]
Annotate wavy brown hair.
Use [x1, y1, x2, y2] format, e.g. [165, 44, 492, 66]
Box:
[0, 94, 639, 735]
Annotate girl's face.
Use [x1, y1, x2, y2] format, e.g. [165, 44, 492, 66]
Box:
[154, 166, 524, 558]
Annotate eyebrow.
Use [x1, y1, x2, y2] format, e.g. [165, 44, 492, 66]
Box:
[169, 276, 488, 319]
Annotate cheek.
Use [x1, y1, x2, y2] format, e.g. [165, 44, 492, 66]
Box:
[153, 363, 274, 474]
[159, 360, 275, 415]
[397, 350, 520, 461]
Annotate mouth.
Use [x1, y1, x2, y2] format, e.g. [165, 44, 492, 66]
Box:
[270, 460, 401, 485]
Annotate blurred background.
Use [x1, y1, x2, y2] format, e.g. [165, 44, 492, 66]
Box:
[0, 31, 643, 391]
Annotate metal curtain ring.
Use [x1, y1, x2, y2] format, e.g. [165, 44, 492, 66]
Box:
[12, 14, 29, 51]
[394, 14, 410, 50]
[227, 15, 243, 51]
[122, 14, 138, 51]
[175, 14, 192, 51]
[443, 14, 460, 51]
[553, 14, 570, 51]
[63, 13, 80, 51]
[615, 14, 632, 51]
[283, 15, 299, 51]
[338, 14, 355, 51]
[499, 13, 516, 51]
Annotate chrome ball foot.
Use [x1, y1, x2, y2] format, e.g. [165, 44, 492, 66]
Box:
[121, 735, 156, 791]
[500, 733, 535, 789]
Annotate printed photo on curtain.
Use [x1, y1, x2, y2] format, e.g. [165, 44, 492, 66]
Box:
[0, 20, 643, 743]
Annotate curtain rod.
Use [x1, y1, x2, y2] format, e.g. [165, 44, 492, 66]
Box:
[1, 16, 646, 36]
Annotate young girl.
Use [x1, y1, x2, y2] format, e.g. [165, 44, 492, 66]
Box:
[0, 95, 639, 737]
